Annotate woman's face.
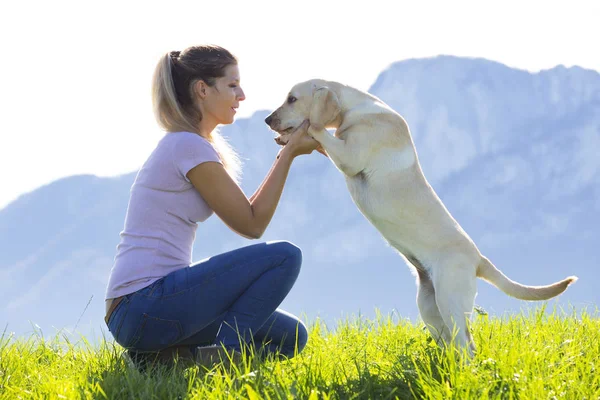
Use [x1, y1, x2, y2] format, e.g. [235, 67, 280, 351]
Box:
[201, 64, 245, 126]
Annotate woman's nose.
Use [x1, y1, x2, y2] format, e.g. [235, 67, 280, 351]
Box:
[238, 87, 246, 101]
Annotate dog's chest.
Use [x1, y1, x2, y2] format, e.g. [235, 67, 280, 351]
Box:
[345, 146, 416, 204]
[346, 172, 371, 208]
[345, 170, 408, 220]
[344, 146, 422, 237]
[346, 175, 424, 255]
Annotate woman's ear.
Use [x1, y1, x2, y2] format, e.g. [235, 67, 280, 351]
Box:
[194, 81, 208, 99]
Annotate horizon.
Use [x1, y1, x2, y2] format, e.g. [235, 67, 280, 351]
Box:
[1, 0, 599, 210]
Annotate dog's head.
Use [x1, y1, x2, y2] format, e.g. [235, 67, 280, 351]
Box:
[265, 79, 341, 138]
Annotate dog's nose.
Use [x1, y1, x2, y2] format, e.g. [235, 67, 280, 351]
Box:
[265, 115, 273, 125]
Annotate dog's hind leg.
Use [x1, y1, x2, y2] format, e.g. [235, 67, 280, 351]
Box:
[416, 269, 452, 345]
[431, 262, 478, 356]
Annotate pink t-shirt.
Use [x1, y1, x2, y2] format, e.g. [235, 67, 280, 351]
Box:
[105, 131, 222, 301]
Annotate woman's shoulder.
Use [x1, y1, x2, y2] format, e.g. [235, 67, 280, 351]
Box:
[164, 132, 222, 169]
[159, 131, 213, 149]
[161, 131, 215, 151]
[165, 131, 210, 142]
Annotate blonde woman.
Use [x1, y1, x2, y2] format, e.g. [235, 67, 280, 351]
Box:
[104, 45, 319, 369]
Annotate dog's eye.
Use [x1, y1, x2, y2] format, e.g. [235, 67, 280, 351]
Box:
[287, 96, 297, 104]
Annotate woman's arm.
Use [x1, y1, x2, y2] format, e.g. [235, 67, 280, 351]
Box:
[187, 122, 318, 239]
[248, 147, 285, 204]
[248, 142, 327, 205]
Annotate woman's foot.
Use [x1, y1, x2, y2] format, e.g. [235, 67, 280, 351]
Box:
[126, 346, 195, 371]
[193, 346, 243, 369]
[125, 346, 242, 371]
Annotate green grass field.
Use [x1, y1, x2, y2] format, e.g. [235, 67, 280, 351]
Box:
[1, 308, 599, 399]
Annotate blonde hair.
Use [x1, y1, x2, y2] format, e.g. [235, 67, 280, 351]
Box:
[152, 45, 242, 182]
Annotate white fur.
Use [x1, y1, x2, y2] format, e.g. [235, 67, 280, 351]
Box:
[266, 79, 577, 355]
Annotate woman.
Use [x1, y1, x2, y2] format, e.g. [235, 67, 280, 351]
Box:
[104, 44, 320, 369]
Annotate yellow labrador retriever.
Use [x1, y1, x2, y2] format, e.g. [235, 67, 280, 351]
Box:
[265, 79, 577, 355]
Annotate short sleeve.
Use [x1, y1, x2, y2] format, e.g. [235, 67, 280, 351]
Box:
[172, 132, 222, 182]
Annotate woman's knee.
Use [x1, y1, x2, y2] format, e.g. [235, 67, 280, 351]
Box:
[267, 240, 302, 272]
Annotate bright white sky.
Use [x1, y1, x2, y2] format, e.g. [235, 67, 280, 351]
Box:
[1, 0, 599, 209]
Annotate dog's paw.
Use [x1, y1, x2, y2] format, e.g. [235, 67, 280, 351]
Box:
[274, 134, 291, 146]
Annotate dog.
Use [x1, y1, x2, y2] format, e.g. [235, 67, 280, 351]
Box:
[265, 79, 577, 355]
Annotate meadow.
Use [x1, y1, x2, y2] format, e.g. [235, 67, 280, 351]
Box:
[1, 307, 598, 399]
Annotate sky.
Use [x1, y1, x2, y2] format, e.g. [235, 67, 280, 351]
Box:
[1, 0, 599, 210]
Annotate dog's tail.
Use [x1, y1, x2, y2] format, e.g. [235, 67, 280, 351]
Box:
[476, 256, 577, 300]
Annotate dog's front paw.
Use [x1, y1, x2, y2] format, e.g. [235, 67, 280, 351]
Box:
[274, 134, 291, 146]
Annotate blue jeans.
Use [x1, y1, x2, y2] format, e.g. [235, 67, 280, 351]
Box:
[107, 241, 308, 358]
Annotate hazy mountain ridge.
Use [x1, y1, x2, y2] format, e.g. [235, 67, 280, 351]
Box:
[1, 56, 598, 340]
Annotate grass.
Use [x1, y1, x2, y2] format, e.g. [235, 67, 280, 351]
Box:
[1, 307, 599, 399]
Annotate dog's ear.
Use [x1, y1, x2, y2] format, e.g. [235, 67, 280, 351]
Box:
[309, 87, 340, 130]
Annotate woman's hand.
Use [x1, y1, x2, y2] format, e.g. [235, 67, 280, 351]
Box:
[282, 120, 322, 158]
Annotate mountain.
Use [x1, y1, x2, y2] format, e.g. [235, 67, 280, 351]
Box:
[1, 56, 598, 343]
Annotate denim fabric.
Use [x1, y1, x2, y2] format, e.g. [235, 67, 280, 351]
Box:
[107, 241, 308, 358]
